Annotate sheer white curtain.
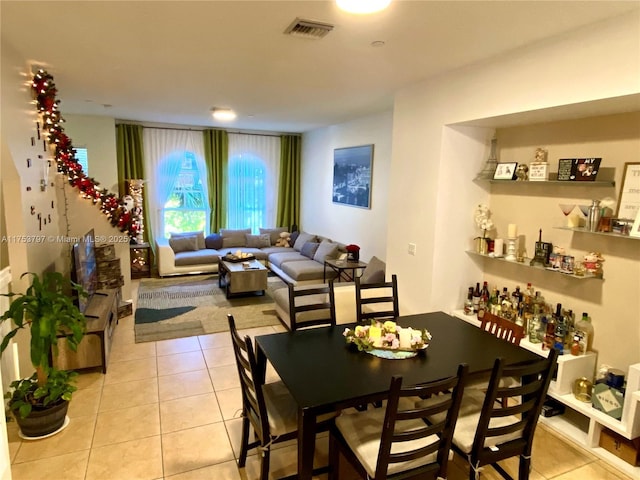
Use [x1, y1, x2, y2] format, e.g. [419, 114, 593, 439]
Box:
[143, 128, 208, 238]
[227, 133, 280, 232]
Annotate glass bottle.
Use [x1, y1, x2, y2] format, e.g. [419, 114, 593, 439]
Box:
[575, 312, 594, 354]
[553, 303, 566, 351]
[528, 305, 541, 343]
[472, 283, 481, 313]
[464, 287, 474, 315]
[544, 314, 556, 350]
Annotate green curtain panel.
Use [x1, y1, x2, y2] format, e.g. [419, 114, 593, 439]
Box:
[277, 135, 301, 230]
[115, 124, 152, 247]
[203, 129, 228, 232]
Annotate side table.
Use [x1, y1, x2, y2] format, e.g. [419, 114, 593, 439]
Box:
[324, 258, 367, 282]
[130, 243, 152, 279]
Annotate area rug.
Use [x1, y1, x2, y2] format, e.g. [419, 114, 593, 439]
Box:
[134, 274, 287, 343]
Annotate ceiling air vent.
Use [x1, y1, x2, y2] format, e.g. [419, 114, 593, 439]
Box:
[284, 18, 334, 39]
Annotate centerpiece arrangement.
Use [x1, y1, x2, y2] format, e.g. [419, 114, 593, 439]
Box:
[343, 320, 431, 359]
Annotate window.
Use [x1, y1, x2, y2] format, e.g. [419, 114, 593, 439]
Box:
[163, 151, 208, 237]
[228, 155, 266, 231]
[75, 147, 88, 174]
[227, 133, 280, 232]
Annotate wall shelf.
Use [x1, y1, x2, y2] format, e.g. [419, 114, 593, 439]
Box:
[555, 226, 639, 241]
[466, 250, 603, 280]
[487, 179, 615, 187]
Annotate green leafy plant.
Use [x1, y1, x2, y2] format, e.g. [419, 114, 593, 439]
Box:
[0, 271, 87, 418]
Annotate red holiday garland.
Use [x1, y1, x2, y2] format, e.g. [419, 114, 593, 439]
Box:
[31, 69, 141, 239]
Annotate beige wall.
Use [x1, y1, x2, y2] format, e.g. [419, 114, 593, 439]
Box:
[301, 111, 393, 262]
[388, 12, 640, 370]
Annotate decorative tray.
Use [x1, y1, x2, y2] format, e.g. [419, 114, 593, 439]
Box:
[343, 321, 432, 360]
[366, 348, 426, 360]
[222, 254, 256, 263]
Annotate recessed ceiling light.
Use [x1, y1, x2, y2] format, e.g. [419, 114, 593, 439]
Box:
[211, 107, 237, 121]
[336, 0, 391, 14]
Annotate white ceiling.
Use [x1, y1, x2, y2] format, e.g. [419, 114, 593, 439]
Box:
[2, 1, 638, 133]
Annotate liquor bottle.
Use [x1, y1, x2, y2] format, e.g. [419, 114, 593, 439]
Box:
[464, 287, 474, 315]
[539, 316, 549, 345]
[511, 286, 522, 310]
[544, 314, 556, 350]
[528, 305, 541, 343]
[563, 309, 575, 350]
[574, 312, 594, 354]
[524, 282, 535, 298]
[490, 288, 500, 315]
[472, 283, 481, 313]
[553, 303, 566, 351]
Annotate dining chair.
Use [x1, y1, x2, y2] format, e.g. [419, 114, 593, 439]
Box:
[328, 363, 469, 480]
[467, 311, 525, 407]
[227, 314, 336, 479]
[287, 280, 336, 331]
[424, 350, 558, 480]
[355, 273, 399, 324]
[479, 311, 525, 345]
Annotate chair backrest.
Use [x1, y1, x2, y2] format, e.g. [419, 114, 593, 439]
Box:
[227, 314, 270, 444]
[287, 281, 336, 331]
[375, 364, 469, 480]
[479, 311, 525, 345]
[470, 349, 558, 464]
[355, 273, 399, 324]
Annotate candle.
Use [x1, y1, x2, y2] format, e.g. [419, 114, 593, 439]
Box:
[508, 224, 517, 239]
[12, 342, 20, 380]
[369, 326, 383, 346]
[493, 238, 504, 257]
[399, 327, 412, 349]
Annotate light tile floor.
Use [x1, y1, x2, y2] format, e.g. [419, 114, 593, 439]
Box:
[6, 279, 635, 480]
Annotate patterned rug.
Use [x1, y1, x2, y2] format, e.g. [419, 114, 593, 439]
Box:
[134, 274, 287, 343]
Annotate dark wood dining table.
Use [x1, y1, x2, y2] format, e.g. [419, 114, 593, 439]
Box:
[255, 311, 543, 480]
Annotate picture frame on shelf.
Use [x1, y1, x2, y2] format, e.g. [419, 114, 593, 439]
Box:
[529, 162, 549, 181]
[493, 162, 517, 180]
[332, 144, 374, 209]
[630, 210, 640, 239]
[615, 162, 640, 221]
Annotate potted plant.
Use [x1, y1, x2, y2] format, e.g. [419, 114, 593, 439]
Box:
[1, 271, 86, 437]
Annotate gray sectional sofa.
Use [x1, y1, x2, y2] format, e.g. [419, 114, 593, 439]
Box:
[156, 228, 347, 285]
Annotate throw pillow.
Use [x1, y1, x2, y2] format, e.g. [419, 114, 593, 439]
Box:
[359, 255, 386, 284]
[169, 235, 199, 253]
[293, 231, 317, 251]
[289, 231, 300, 246]
[220, 228, 251, 247]
[313, 240, 339, 263]
[300, 241, 320, 259]
[171, 231, 205, 250]
[259, 227, 288, 245]
[204, 233, 223, 249]
[246, 233, 271, 248]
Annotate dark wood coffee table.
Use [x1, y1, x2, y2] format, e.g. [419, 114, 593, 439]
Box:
[218, 258, 268, 298]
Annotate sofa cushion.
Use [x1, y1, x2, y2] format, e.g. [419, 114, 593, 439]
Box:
[170, 231, 205, 250]
[174, 249, 221, 266]
[220, 228, 251, 248]
[261, 246, 294, 255]
[293, 231, 317, 251]
[205, 233, 223, 249]
[268, 251, 307, 269]
[313, 240, 339, 263]
[259, 227, 288, 245]
[246, 233, 271, 248]
[300, 241, 320, 259]
[169, 235, 199, 253]
[360, 255, 386, 284]
[281, 260, 326, 282]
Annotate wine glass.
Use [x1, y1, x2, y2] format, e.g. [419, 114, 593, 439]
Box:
[559, 204, 576, 227]
[578, 205, 590, 228]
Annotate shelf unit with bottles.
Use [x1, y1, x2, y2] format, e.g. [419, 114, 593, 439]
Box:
[451, 310, 640, 477]
[466, 250, 603, 280]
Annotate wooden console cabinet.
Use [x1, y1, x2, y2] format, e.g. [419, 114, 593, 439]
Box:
[53, 289, 118, 373]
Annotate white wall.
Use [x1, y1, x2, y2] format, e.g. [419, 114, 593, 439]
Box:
[64, 114, 118, 192]
[301, 111, 393, 263]
[388, 13, 640, 369]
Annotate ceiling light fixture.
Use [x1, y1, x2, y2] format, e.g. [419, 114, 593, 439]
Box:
[336, 0, 391, 14]
[211, 107, 237, 121]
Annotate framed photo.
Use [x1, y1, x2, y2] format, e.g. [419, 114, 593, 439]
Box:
[493, 162, 517, 180]
[615, 162, 640, 220]
[631, 210, 640, 238]
[529, 162, 549, 181]
[332, 144, 373, 209]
